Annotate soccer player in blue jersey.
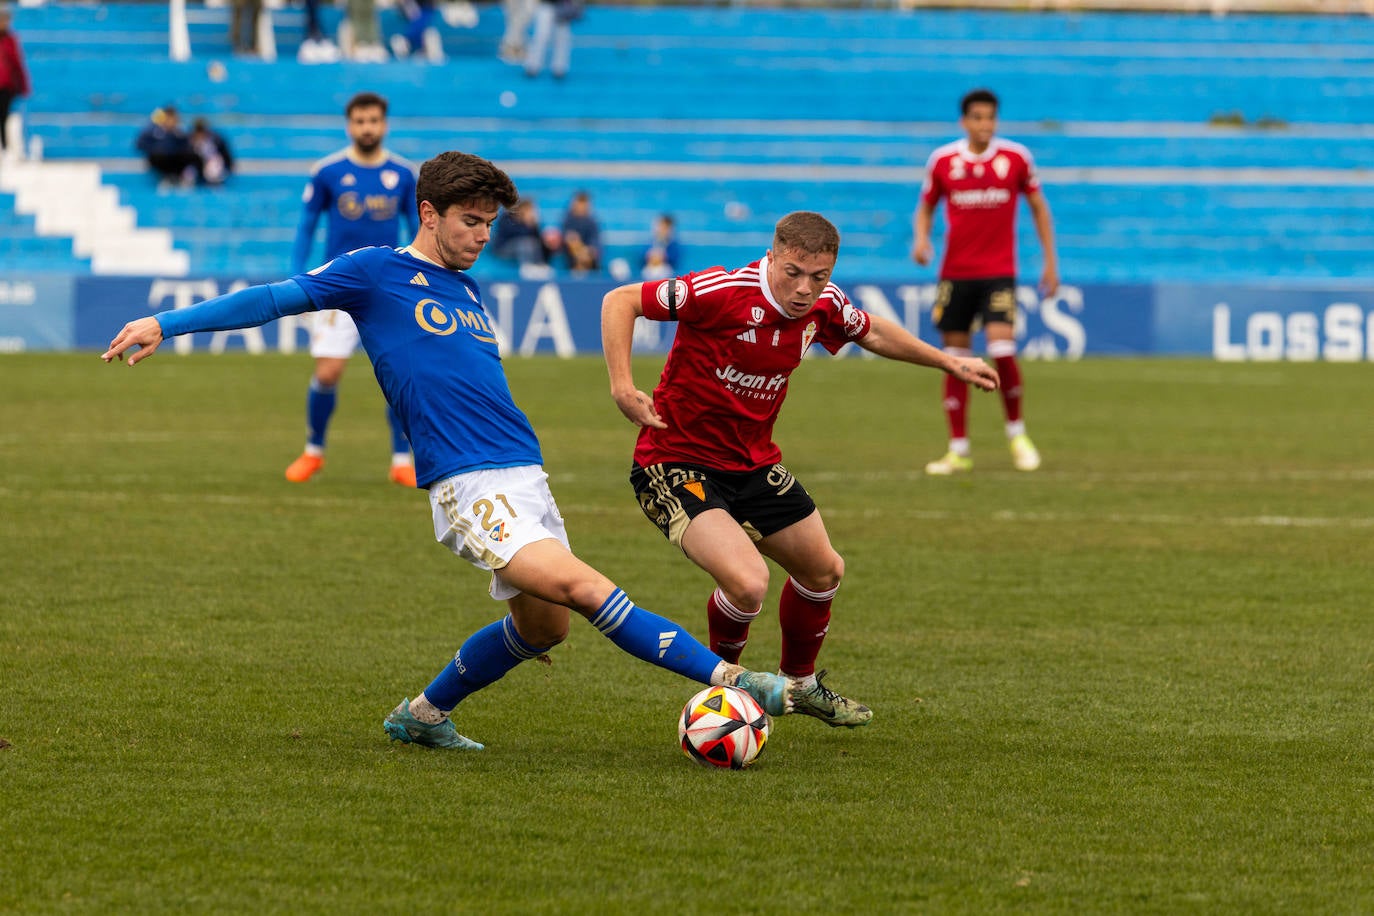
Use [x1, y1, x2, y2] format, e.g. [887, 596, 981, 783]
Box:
[102, 151, 796, 751]
[287, 91, 421, 488]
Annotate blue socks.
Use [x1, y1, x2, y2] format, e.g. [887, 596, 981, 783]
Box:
[306, 378, 336, 449]
[423, 616, 551, 711]
[425, 591, 720, 713]
[308, 381, 411, 463]
[591, 589, 720, 684]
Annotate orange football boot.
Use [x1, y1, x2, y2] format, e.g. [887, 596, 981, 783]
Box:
[285, 453, 325, 483]
[388, 463, 418, 487]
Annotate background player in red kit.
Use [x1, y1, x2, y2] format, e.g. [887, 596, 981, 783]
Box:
[603, 211, 999, 726]
[913, 87, 1059, 475]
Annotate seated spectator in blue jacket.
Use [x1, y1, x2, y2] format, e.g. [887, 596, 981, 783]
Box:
[558, 189, 601, 273]
[491, 196, 555, 278]
[135, 105, 199, 187]
[640, 213, 682, 280]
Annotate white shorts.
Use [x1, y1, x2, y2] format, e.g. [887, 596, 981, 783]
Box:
[429, 464, 571, 601]
[310, 309, 361, 359]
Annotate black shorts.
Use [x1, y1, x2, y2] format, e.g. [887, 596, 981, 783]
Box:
[932, 276, 1017, 333]
[630, 461, 817, 547]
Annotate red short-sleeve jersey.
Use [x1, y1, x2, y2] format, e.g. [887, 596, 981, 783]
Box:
[635, 255, 872, 471]
[919, 138, 1041, 280]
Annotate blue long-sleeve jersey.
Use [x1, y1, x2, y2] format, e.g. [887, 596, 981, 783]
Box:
[290, 149, 419, 274]
[155, 249, 543, 488]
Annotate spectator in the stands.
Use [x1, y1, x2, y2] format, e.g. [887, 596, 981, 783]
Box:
[498, 0, 534, 64]
[640, 213, 682, 280]
[524, 0, 580, 79]
[342, 0, 387, 62]
[298, 0, 343, 63]
[389, 0, 437, 62]
[190, 117, 234, 186]
[492, 196, 556, 279]
[135, 105, 200, 188]
[230, 0, 262, 56]
[558, 189, 601, 273]
[0, 1, 30, 158]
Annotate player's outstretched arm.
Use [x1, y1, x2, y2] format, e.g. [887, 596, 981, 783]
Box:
[102, 317, 165, 366]
[102, 280, 316, 368]
[858, 314, 999, 392]
[601, 283, 667, 429]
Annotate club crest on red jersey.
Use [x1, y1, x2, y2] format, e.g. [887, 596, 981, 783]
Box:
[842, 303, 865, 336]
[655, 279, 689, 311]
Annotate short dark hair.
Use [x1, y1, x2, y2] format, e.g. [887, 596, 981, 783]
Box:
[417, 151, 519, 216]
[961, 88, 999, 116]
[346, 92, 388, 117]
[772, 211, 840, 258]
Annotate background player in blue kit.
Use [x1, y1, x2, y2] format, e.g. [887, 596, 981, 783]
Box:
[102, 151, 797, 751]
[287, 91, 421, 487]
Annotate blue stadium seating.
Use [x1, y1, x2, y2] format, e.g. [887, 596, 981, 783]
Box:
[5, 2, 1371, 283]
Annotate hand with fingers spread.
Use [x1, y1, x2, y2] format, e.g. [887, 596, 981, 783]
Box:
[102, 317, 165, 366]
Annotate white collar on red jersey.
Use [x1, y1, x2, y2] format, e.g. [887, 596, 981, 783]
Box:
[756, 253, 793, 320]
[956, 137, 1004, 163]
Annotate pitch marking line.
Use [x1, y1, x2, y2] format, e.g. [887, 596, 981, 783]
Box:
[2, 488, 1372, 530]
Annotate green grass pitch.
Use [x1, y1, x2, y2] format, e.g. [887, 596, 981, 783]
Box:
[2, 352, 1372, 913]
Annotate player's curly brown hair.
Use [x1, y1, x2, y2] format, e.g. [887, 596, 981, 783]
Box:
[417, 151, 519, 217]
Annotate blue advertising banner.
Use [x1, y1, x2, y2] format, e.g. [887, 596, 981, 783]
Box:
[52, 274, 1374, 361]
[1155, 283, 1374, 360]
[0, 275, 75, 352]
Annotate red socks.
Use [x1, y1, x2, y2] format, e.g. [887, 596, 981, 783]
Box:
[706, 588, 757, 664]
[778, 577, 836, 678]
[941, 373, 969, 441]
[994, 354, 1023, 423]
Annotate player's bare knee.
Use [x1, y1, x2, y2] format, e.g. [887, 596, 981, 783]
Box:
[509, 597, 572, 647]
[313, 356, 348, 387]
[722, 575, 769, 613]
[796, 551, 844, 593]
[565, 576, 620, 616]
[519, 616, 570, 648]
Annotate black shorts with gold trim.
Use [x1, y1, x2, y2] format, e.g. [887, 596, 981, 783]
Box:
[629, 461, 817, 547]
[931, 276, 1017, 333]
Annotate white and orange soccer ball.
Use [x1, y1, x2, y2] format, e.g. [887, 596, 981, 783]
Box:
[678, 685, 771, 769]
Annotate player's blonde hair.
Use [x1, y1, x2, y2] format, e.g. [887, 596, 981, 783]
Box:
[772, 211, 840, 258]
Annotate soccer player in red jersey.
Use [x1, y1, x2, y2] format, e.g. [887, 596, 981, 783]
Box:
[603, 211, 998, 726]
[913, 88, 1059, 475]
